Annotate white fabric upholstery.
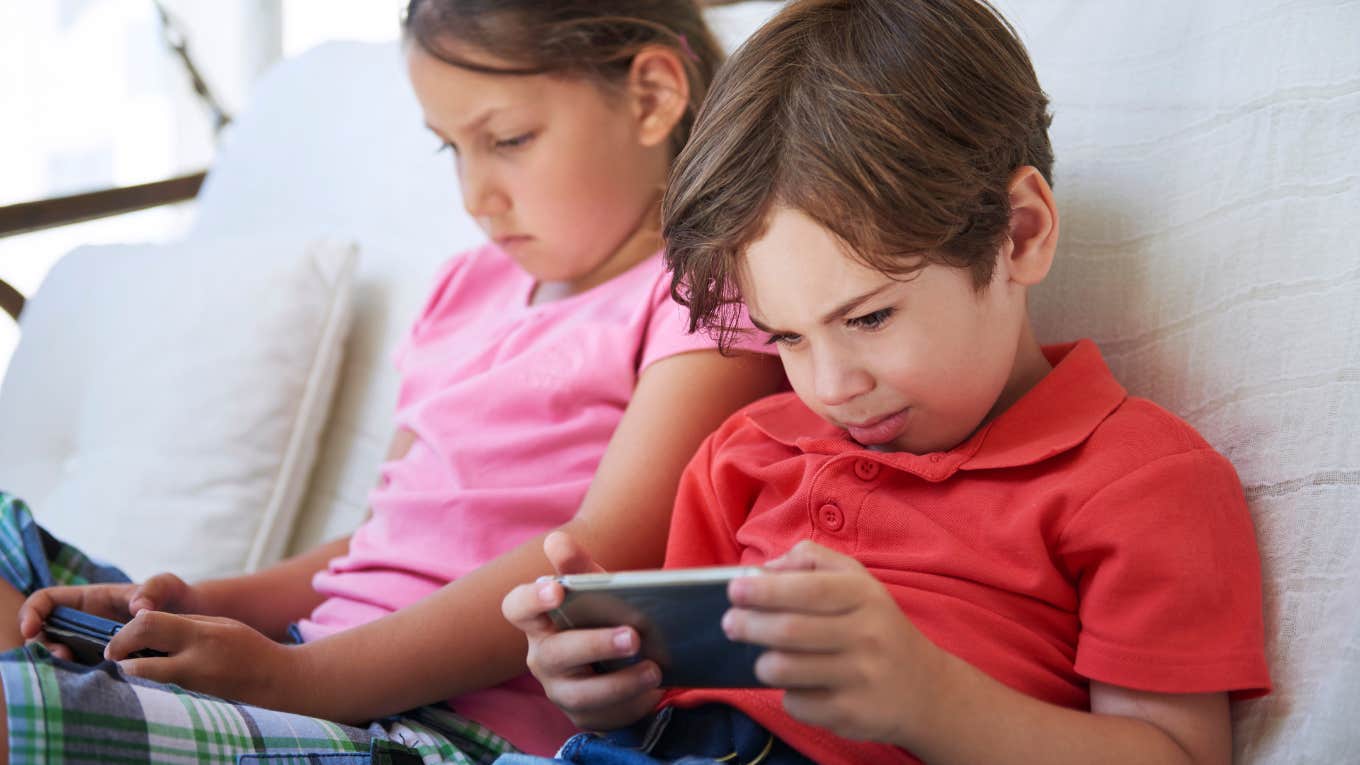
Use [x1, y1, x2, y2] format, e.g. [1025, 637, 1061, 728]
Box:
[996, 0, 1360, 760]
[0, 236, 356, 581]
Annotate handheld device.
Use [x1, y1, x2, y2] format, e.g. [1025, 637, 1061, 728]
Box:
[42, 606, 166, 665]
[548, 566, 767, 688]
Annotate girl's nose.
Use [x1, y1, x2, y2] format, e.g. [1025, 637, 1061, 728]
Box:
[459, 160, 510, 219]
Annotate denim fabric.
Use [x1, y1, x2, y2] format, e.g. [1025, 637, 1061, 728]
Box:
[492, 705, 813, 765]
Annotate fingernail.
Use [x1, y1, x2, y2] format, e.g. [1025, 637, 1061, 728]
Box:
[729, 578, 750, 602]
[721, 609, 737, 637]
[537, 583, 556, 605]
[613, 628, 635, 653]
[641, 664, 661, 686]
[535, 575, 554, 583]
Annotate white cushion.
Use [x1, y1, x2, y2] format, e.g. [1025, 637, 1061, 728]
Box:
[0, 236, 356, 581]
[996, 0, 1360, 760]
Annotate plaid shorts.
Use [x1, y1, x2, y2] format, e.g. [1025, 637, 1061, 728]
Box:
[0, 492, 517, 765]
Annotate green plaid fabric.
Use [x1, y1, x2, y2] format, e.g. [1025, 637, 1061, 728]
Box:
[0, 493, 518, 764]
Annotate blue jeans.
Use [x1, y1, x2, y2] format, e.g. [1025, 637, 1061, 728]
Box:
[494, 705, 814, 765]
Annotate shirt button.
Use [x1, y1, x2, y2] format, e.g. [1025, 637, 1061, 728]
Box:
[818, 503, 845, 532]
[854, 459, 880, 481]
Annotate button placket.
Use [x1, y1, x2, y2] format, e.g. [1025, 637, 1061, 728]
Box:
[817, 502, 845, 532]
[854, 459, 880, 481]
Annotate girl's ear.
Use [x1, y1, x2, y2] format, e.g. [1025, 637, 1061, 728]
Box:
[627, 45, 690, 149]
[1002, 166, 1059, 286]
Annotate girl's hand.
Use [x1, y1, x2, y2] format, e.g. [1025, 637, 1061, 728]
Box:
[18, 573, 202, 661]
[722, 541, 947, 747]
[501, 531, 663, 732]
[107, 611, 297, 708]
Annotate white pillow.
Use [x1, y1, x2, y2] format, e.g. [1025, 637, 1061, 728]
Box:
[0, 235, 356, 582]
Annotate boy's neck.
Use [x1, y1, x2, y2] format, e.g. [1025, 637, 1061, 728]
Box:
[984, 320, 1052, 426]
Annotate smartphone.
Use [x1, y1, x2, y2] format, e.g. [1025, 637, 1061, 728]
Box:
[42, 606, 166, 665]
[548, 566, 766, 688]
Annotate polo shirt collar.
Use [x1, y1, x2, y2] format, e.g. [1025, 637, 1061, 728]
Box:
[745, 339, 1127, 478]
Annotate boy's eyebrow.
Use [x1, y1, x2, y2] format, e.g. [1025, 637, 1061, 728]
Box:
[819, 284, 895, 324]
[746, 284, 895, 334]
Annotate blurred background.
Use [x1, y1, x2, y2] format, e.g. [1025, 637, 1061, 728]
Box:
[0, 1, 406, 373]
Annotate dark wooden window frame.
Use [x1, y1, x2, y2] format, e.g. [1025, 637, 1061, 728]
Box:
[0, 171, 207, 322]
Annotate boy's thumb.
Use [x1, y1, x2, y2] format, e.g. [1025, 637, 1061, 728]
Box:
[543, 531, 607, 576]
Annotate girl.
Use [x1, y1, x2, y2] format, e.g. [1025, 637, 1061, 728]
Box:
[0, 2, 783, 762]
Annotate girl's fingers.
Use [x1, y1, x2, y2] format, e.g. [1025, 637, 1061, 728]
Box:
[722, 608, 844, 653]
[531, 626, 640, 678]
[105, 610, 184, 660]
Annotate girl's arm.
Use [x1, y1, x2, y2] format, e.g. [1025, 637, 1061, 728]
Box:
[115, 350, 783, 722]
[286, 350, 783, 721]
[156, 429, 419, 639]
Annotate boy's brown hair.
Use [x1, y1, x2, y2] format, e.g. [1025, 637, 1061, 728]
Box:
[663, 0, 1054, 345]
[402, 1, 725, 156]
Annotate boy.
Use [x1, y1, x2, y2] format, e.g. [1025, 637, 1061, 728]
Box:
[500, 1, 1270, 763]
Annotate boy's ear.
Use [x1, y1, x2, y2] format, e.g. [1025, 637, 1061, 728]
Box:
[1002, 166, 1059, 286]
[627, 45, 690, 149]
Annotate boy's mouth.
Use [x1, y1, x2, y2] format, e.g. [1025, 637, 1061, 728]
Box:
[843, 407, 911, 447]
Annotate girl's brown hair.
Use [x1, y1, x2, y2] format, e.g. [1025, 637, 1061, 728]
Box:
[402, 1, 725, 155]
[663, 0, 1055, 347]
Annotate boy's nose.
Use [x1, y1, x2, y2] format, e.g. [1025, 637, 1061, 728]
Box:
[811, 349, 874, 407]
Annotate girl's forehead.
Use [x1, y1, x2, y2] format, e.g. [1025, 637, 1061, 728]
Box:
[408, 45, 617, 128]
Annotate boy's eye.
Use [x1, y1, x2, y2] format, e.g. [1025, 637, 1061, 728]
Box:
[493, 131, 536, 150]
[764, 332, 803, 347]
[847, 307, 894, 330]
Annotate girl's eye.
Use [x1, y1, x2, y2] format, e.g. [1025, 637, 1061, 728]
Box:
[764, 332, 803, 347]
[435, 141, 458, 156]
[493, 132, 536, 151]
[847, 307, 894, 330]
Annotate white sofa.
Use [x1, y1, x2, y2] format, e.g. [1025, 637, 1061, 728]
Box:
[0, 1, 1354, 761]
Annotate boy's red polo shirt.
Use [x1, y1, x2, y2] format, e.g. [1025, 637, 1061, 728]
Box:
[662, 340, 1269, 765]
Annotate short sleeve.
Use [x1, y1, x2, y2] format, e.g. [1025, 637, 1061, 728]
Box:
[391, 254, 467, 373]
[637, 269, 775, 374]
[664, 423, 750, 568]
[1059, 448, 1271, 699]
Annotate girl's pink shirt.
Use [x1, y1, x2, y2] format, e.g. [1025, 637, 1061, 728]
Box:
[297, 243, 770, 754]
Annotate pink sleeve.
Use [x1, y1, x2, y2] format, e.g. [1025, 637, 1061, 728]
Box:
[637, 268, 776, 373]
[392, 254, 467, 373]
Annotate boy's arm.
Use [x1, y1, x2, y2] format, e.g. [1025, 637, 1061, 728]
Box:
[906, 658, 1229, 764]
[112, 350, 783, 723]
[725, 542, 1231, 765]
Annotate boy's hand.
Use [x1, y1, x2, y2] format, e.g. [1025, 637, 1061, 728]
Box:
[722, 541, 946, 747]
[501, 531, 663, 732]
[107, 611, 298, 708]
[17, 574, 200, 661]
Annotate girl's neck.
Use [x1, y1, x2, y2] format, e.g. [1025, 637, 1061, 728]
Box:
[529, 197, 665, 306]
